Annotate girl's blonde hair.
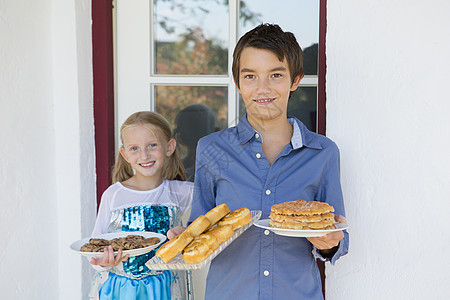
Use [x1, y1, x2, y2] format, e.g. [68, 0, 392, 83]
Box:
[112, 111, 186, 183]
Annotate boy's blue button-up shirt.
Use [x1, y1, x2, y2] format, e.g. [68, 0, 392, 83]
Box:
[189, 115, 349, 300]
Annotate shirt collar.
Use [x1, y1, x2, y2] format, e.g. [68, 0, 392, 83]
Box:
[237, 114, 323, 150]
[288, 117, 303, 149]
[236, 114, 257, 144]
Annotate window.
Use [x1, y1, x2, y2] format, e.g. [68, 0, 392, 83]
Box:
[115, 0, 323, 181]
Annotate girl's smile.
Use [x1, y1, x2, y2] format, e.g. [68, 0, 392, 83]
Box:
[139, 161, 155, 168]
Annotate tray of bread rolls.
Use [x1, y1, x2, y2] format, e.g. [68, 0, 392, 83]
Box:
[146, 206, 262, 270]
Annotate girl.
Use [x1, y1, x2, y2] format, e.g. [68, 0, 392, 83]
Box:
[88, 111, 193, 300]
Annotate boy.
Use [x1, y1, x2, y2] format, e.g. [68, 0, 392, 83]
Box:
[185, 23, 348, 299]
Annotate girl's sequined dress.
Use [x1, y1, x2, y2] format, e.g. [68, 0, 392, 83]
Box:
[88, 180, 194, 300]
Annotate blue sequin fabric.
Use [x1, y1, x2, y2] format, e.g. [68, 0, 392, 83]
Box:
[122, 205, 171, 278]
[107, 205, 182, 279]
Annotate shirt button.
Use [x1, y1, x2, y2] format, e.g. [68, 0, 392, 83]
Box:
[256, 153, 261, 159]
[264, 270, 270, 276]
[265, 189, 271, 195]
[255, 133, 260, 139]
[264, 230, 270, 235]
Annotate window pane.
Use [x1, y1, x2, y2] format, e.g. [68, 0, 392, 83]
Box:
[155, 85, 228, 181]
[153, 0, 229, 75]
[239, 0, 319, 75]
[287, 87, 317, 132]
[239, 87, 317, 132]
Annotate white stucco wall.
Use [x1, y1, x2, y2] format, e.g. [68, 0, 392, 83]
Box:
[0, 1, 57, 298]
[326, 1, 450, 299]
[0, 0, 95, 299]
[2, 1, 450, 299]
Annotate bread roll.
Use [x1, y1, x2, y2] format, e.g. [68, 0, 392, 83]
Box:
[185, 215, 211, 237]
[218, 207, 252, 230]
[204, 203, 231, 227]
[206, 224, 234, 244]
[156, 231, 193, 263]
[197, 231, 220, 250]
[182, 238, 213, 264]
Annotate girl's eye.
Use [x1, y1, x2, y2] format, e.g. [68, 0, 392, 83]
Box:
[244, 74, 255, 79]
[130, 146, 138, 151]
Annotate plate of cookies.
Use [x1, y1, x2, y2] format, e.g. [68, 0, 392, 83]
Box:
[145, 205, 262, 270]
[254, 200, 348, 237]
[70, 231, 166, 258]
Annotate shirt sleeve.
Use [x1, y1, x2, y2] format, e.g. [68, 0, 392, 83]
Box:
[188, 137, 218, 224]
[88, 186, 116, 272]
[312, 229, 349, 264]
[314, 143, 349, 263]
[91, 187, 115, 236]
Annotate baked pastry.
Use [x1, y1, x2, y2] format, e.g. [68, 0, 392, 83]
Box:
[218, 207, 252, 230]
[182, 224, 234, 264]
[156, 206, 252, 264]
[80, 243, 105, 252]
[205, 203, 231, 227]
[156, 214, 212, 263]
[182, 238, 213, 264]
[80, 234, 159, 252]
[196, 231, 220, 250]
[141, 237, 161, 247]
[206, 224, 234, 244]
[88, 238, 110, 247]
[269, 200, 336, 230]
[156, 231, 194, 263]
[185, 215, 211, 237]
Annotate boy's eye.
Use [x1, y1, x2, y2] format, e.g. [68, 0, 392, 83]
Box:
[272, 73, 282, 78]
[149, 143, 158, 148]
[130, 146, 138, 151]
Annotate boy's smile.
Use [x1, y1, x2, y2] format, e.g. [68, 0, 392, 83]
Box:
[237, 47, 301, 125]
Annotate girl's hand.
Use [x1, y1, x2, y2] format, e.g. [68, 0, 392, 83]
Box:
[306, 215, 347, 250]
[167, 226, 186, 240]
[90, 245, 129, 267]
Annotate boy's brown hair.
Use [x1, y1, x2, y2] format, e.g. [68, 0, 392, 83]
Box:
[232, 23, 304, 88]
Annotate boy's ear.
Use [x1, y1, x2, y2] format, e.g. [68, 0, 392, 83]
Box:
[290, 74, 304, 91]
[119, 147, 130, 163]
[166, 138, 176, 156]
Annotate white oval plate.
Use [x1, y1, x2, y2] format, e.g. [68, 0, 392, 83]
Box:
[70, 231, 166, 258]
[254, 219, 348, 237]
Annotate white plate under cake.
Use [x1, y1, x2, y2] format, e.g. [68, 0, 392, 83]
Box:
[254, 219, 348, 237]
[70, 231, 166, 258]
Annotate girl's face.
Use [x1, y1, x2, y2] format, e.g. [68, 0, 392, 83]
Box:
[119, 124, 175, 180]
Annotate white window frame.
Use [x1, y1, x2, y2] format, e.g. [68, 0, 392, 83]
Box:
[115, 0, 318, 132]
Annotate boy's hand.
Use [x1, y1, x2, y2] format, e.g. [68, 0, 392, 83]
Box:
[306, 215, 347, 250]
[167, 226, 186, 240]
[90, 245, 129, 267]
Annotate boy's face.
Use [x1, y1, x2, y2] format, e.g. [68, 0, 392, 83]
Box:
[236, 47, 301, 124]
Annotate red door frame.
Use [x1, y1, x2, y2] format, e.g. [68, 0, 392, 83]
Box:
[92, 0, 115, 208]
[316, 0, 328, 296]
[91, 0, 328, 295]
